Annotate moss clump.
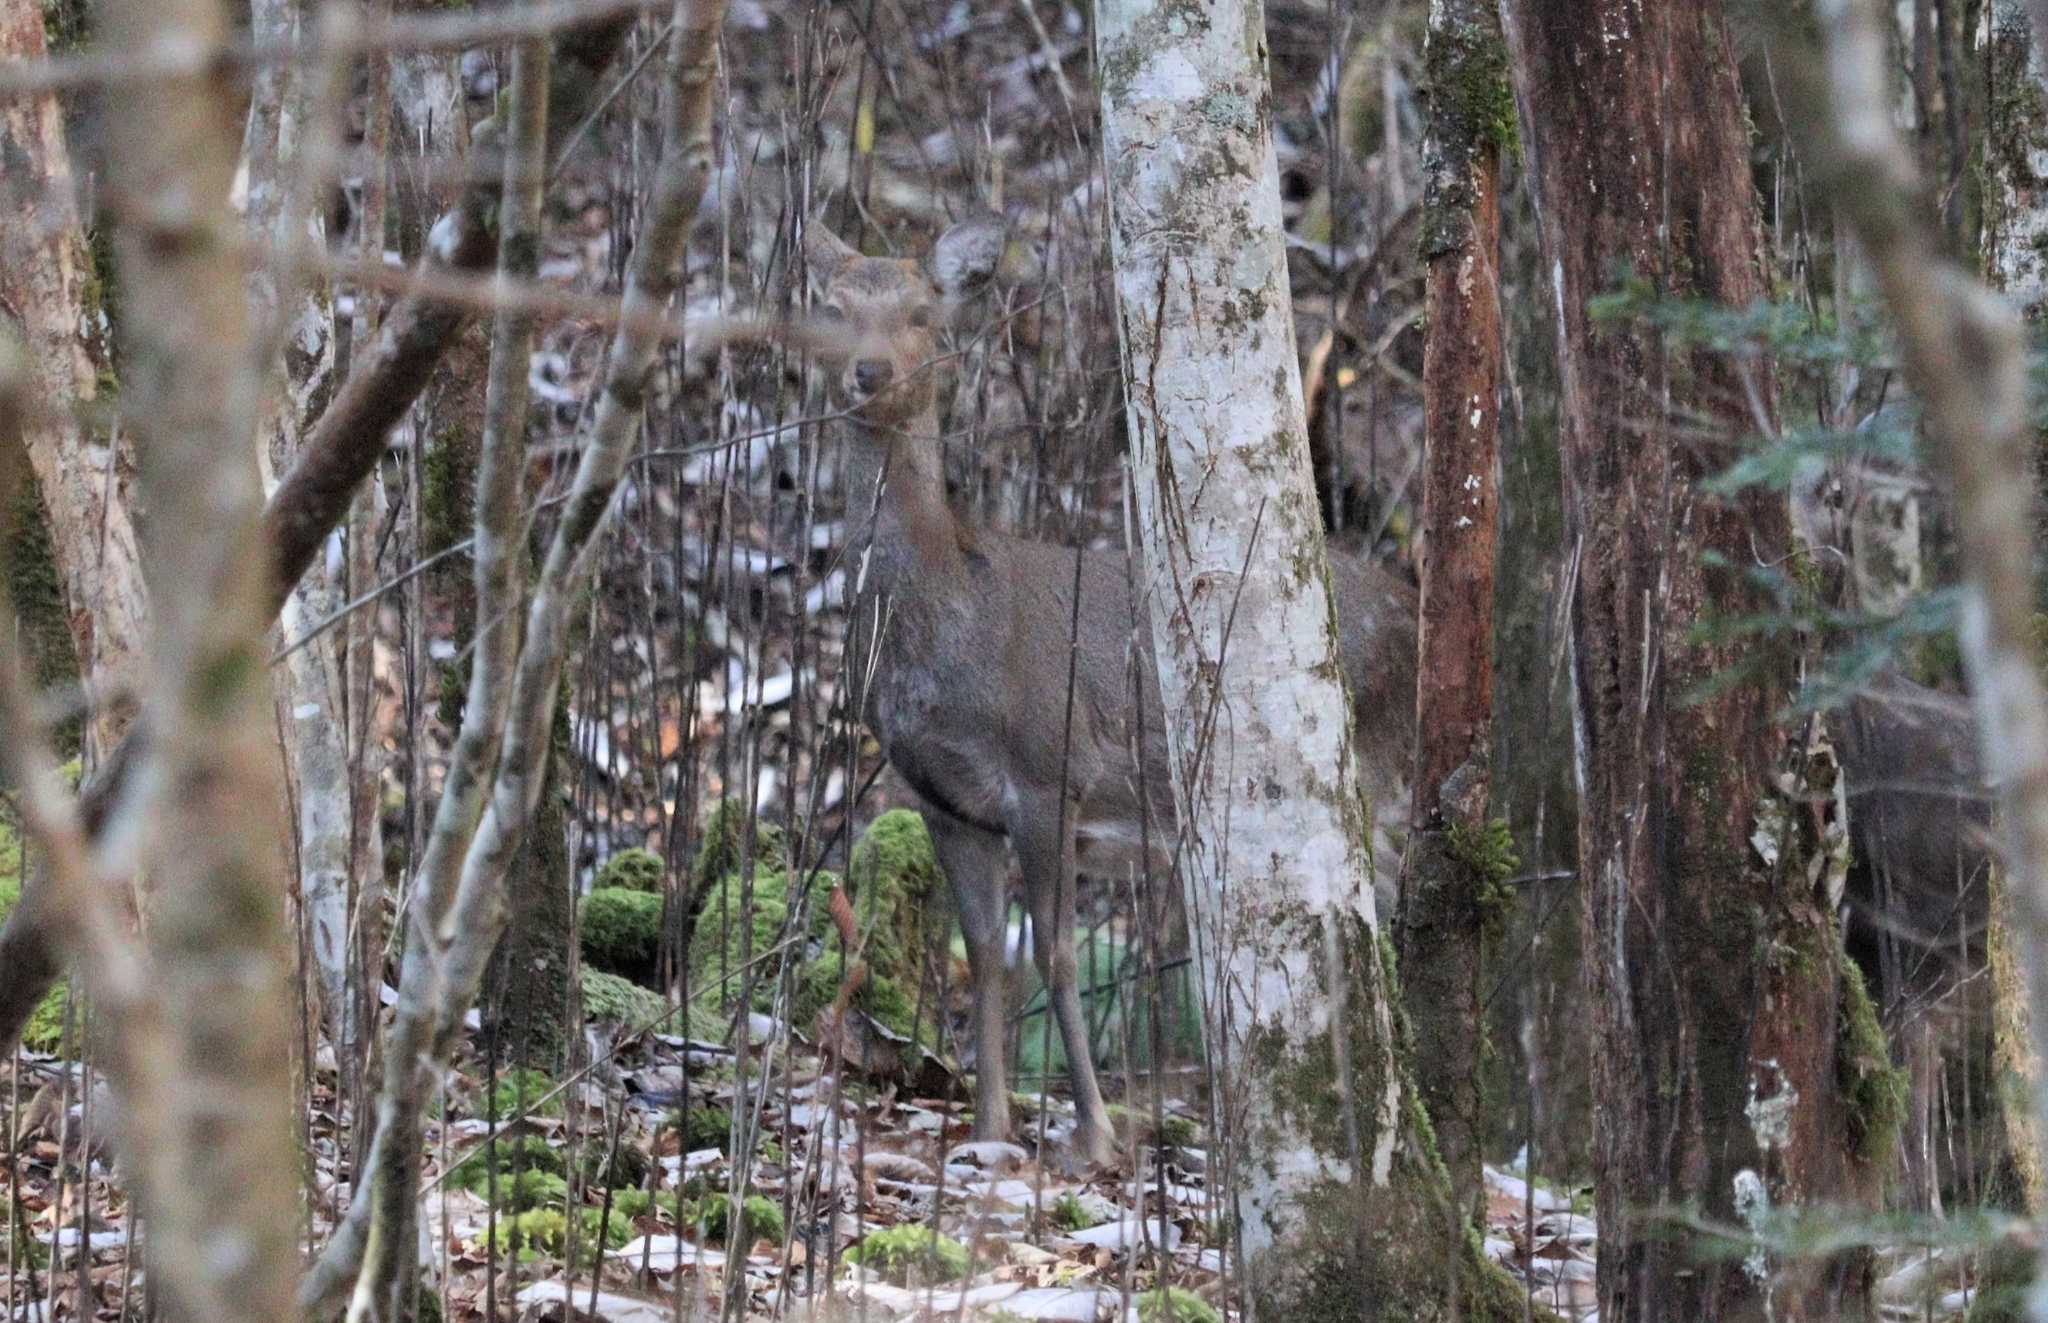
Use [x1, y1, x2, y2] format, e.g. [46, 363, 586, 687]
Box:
[0, 867, 71, 1054]
[484, 1066, 561, 1120]
[596, 847, 664, 893]
[681, 1191, 784, 1246]
[580, 968, 724, 1038]
[581, 887, 663, 984]
[1837, 944, 1907, 1166]
[669, 1103, 732, 1153]
[1137, 1287, 1222, 1323]
[845, 1223, 970, 1286]
[687, 809, 943, 1044]
[1446, 816, 1519, 945]
[580, 967, 666, 1024]
[692, 800, 787, 894]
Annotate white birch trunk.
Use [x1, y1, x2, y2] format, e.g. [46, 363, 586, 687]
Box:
[1096, 0, 1456, 1312]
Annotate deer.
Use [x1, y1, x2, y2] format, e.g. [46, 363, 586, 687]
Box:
[804, 213, 1418, 1167]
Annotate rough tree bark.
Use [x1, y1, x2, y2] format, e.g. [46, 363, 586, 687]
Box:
[97, 0, 301, 1317]
[1096, 0, 1524, 1315]
[1980, 0, 2048, 1218]
[1396, 0, 1509, 1221]
[0, 0, 149, 759]
[1500, 0, 1880, 1317]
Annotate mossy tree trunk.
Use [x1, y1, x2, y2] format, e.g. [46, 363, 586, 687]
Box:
[1397, 0, 1511, 1222]
[1977, 0, 2048, 1224]
[425, 342, 573, 1070]
[1500, 0, 1882, 1316]
[1096, 0, 1531, 1315]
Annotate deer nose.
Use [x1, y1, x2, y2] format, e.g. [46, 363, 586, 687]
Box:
[854, 359, 893, 394]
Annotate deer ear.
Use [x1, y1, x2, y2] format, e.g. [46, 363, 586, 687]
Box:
[805, 221, 858, 289]
[928, 211, 1007, 302]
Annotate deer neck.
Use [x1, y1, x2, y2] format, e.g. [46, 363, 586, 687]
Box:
[840, 409, 969, 592]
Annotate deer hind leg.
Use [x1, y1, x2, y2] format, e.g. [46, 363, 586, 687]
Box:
[926, 808, 1014, 1145]
[1013, 801, 1114, 1167]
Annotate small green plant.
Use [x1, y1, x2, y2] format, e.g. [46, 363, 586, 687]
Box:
[679, 1192, 785, 1246]
[606, 1187, 652, 1221]
[1048, 1193, 1095, 1233]
[489, 1208, 568, 1262]
[845, 1223, 971, 1286]
[445, 1133, 566, 1204]
[1136, 1287, 1221, 1323]
[485, 1067, 561, 1120]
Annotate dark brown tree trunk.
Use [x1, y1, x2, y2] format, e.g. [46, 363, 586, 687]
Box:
[1397, 0, 1508, 1222]
[1500, 1, 1880, 1317]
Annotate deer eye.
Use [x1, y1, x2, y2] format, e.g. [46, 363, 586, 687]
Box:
[908, 304, 935, 330]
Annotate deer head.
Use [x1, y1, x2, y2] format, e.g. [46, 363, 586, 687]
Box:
[805, 213, 1006, 430]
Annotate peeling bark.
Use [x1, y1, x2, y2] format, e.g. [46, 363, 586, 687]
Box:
[1397, 0, 1508, 1222]
[1500, 1, 1876, 1316]
[0, 0, 148, 760]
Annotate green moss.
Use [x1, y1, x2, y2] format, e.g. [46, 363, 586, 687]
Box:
[1420, 1, 1517, 257]
[692, 800, 786, 893]
[1446, 816, 1519, 944]
[1836, 942, 1907, 1166]
[580, 887, 663, 983]
[687, 810, 943, 1044]
[580, 967, 662, 1023]
[596, 847, 664, 892]
[669, 1103, 731, 1153]
[1047, 1192, 1095, 1232]
[485, 1066, 561, 1121]
[1966, 1235, 2033, 1322]
[845, 1223, 970, 1286]
[445, 1133, 565, 1203]
[1137, 1287, 1222, 1323]
[6, 483, 81, 756]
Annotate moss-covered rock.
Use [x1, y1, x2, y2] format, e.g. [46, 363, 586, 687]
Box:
[581, 887, 663, 984]
[692, 800, 786, 893]
[686, 809, 944, 1045]
[596, 847, 664, 893]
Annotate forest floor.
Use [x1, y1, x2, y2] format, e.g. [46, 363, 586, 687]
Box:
[2, 1027, 1607, 1323]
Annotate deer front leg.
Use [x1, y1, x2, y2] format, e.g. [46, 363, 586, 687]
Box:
[1012, 805, 1114, 1168]
[927, 809, 1014, 1146]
